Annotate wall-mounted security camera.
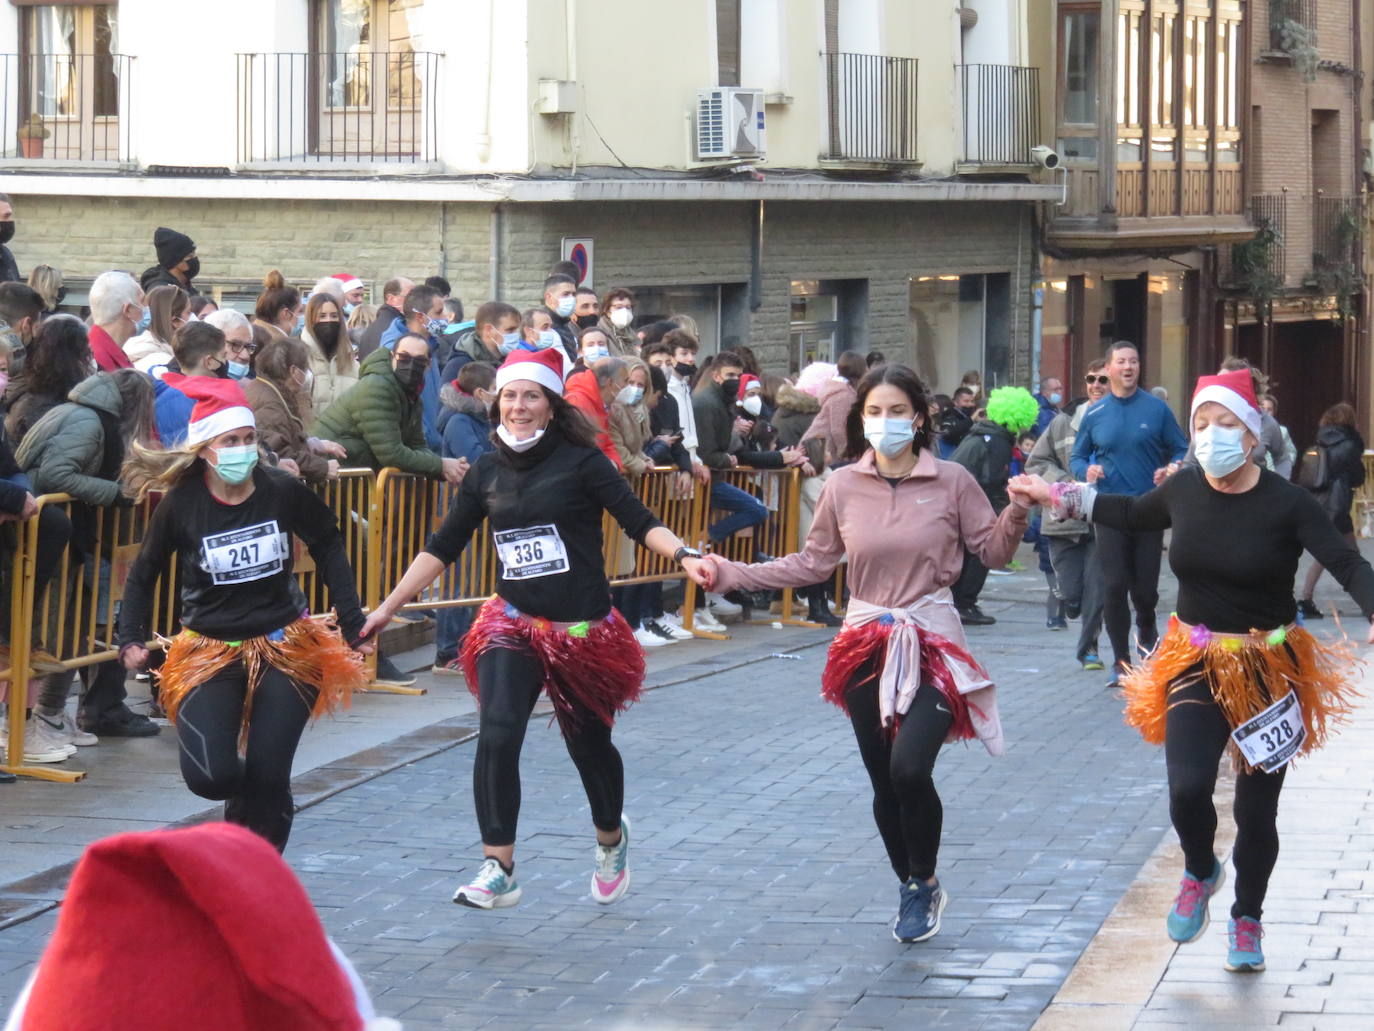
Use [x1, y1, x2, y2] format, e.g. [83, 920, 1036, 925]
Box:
[1030, 145, 1060, 170]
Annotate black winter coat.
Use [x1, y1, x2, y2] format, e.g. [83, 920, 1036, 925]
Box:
[950, 419, 1015, 512]
[1311, 423, 1366, 532]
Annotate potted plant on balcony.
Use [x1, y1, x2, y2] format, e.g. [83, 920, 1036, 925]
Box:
[17, 114, 49, 159]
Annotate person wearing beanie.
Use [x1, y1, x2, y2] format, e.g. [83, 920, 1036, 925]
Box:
[947, 385, 1040, 626]
[3, 823, 401, 1031]
[1011, 369, 1374, 976]
[360, 346, 711, 910]
[140, 226, 199, 294]
[116, 375, 371, 851]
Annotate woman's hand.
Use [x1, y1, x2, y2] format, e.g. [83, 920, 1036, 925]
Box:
[1153, 462, 1181, 486]
[326, 459, 340, 480]
[310, 438, 349, 459]
[673, 470, 693, 498]
[357, 607, 393, 645]
[1008, 473, 1053, 509]
[121, 644, 149, 671]
[353, 636, 377, 655]
[682, 556, 712, 589]
[278, 458, 301, 478]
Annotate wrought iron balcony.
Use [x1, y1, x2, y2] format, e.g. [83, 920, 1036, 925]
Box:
[958, 64, 1041, 167]
[1312, 194, 1362, 271]
[1269, 0, 1318, 52]
[1227, 193, 1287, 295]
[822, 52, 919, 165]
[0, 52, 133, 163]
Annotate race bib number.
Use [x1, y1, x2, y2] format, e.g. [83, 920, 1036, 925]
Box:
[493, 524, 569, 581]
[201, 520, 288, 585]
[1231, 692, 1306, 773]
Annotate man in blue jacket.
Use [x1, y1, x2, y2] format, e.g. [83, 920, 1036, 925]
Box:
[1071, 341, 1188, 685]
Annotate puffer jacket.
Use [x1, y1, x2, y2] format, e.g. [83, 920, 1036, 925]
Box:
[1310, 423, 1366, 525]
[800, 378, 856, 465]
[122, 330, 175, 376]
[950, 418, 1015, 512]
[16, 373, 127, 506]
[302, 324, 359, 414]
[243, 376, 332, 483]
[310, 348, 442, 477]
[564, 370, 620, 469]
[437, 382, 495, 464]
[772, 382, 821, 448]
[1025, 401, 1090, 537]
[609, 399, 653, 476]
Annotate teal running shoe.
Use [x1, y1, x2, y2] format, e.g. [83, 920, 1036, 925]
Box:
[1225, 916, 1265, 972]
[1166, 857, 1225, 943]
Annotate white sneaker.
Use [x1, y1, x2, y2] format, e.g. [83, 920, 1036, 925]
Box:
[19, 716, 73, 763]
[633, 626, 670, 648]
[591, 815, 632, 904]
[35, 711, 97, 747]
[693, 607, 727, 633]
[661, 610, 685, 627]
[645, 617, 693, 642]
[453, 857, 522, 909]
[706, 592, 742, 617]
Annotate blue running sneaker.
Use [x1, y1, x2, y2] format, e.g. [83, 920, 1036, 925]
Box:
[591, 814, 631, 904]
[1225, 916, 1265, 972]
[453, 857, 522, 909]
[1081, 652, 1105, 671]
[893, 877, 947, 943]
[1166, 857, 1225, 943]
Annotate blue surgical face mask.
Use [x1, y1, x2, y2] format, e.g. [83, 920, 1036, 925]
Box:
[343, 302, 357, 317]
[863, 416, 916, 458]
[537, 329, 561, 350]
[584, 345, 610, 362]
[211, 444, 258, 485]
[135, 307, 151, 333]
[615, 384, 644, 406]
[1193, 423, 1249, 478]
[294, 312, 304, 334]
[555, 295, 576, 318]
[499, 331, 521, 355]
[1048, 392, 1063, 406]
[427, 316, 448, 337]
[226, 359, 251, 381]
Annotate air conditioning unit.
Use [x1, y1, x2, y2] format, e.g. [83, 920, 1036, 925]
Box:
[696, 87, 766, 161]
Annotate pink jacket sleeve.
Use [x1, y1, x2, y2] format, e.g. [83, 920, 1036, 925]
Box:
[712, 477, 845, 594]
[955, 469, 1030, 570]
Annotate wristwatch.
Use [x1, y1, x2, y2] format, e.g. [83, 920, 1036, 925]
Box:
[674, 546, 703, 563]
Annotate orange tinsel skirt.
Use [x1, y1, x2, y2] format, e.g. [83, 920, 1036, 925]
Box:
[156, 618, 368, 752]
[1122, 613, 1362, 771]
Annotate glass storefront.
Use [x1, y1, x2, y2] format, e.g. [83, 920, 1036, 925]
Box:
[907, 273, 1011, 395]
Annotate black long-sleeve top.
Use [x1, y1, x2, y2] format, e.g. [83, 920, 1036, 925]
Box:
[1092, 465, 1374, 633]
[423, 426, 664, 621]
[117, 465, 366, 647]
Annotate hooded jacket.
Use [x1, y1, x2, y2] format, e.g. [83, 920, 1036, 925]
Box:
[564, 370, 620, 470]
[771, 382, 822, 449]
[16, 373, 128, 506]
[243, 376, 332, 484]
[437, 382, 495, 465]
[310, 348, 442, 477]
[378, 315, 445, 451]
[302, 324, 359, 414]
[949, 418, 1015, 512]
[800, 378, 857, 465]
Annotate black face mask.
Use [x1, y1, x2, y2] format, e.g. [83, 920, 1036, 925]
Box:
[393, 356, 428, 393]
[720, 377, 741, 402]
[0, 221, 15, 246]
[575, 314, 599, 330]
[674, 361, 695, 379]
[184, 256, 200, 279]
[313, 322, 340, 349]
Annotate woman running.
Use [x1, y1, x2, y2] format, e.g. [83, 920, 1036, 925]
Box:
[700, 363, 1030, 943]
[1010, 370, 1374, 972]
[361, 348, 710, 909]
[117, 374, 370, 852]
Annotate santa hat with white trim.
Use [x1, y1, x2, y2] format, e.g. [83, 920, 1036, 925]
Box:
[495, 346, 566, 396]
[331, 272, 363, 294]
[161, 372, 256, 446]
[1190, 368, 1262, 439]
[3, 823, 400, 1031]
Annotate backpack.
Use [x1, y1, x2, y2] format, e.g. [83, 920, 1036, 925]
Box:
[1296, 443, 1330, 492]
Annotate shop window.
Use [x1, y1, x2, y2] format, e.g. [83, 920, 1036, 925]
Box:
[908, 273, 1011, 396]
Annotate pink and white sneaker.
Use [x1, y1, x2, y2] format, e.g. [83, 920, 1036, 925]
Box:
[453, 857, 522, 909]
[590, 815, 632, 904]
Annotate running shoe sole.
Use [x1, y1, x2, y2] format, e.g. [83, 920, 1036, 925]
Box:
[893, 887, 948, 943]
[1224, 957, 1265, 972]
[453, 883, 523, 910]
[1169, 864, 1225, 944]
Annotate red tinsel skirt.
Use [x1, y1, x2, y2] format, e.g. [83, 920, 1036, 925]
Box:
[460, 597, 645, 731]
[819, 620, 983, 741]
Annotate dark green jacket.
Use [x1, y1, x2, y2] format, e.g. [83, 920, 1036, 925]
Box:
[16, 373, 126, 506]
[310, 348, 442, 477]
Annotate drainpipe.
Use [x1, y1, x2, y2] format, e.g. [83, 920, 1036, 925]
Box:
[749, 201, 764, 312]
[476, 0, 496, 163]
[566, 0, 580, 175]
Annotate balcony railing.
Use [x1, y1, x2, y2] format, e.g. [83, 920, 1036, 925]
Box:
[822, 52, 919, 165]
[1228, 193, 1287, 293]
[236, 51, 442, 165]
[0, 52, 133, 163]
[1269, 0, 1318, 51]
[959, 64, 1040, 166]
[1313, 194, 1362, 270]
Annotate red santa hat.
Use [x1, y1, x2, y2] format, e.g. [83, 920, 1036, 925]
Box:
[737, 373, 761, 401]
[1190, 369, 1262, 440]
[495, 346, 565, 397]
[331, 273, 363, 294]
[161, 372, 256, 447]
[5, 823, 399, 1031]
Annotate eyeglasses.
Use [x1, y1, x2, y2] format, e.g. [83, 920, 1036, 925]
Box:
[1084, 375, 1109, 385]
[229, 342, 258, 357]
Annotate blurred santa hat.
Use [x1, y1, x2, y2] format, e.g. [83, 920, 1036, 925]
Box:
[4, 823, 400, 1031]
[794, 361, 838, 398]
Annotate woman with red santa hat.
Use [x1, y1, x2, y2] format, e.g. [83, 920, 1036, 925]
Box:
[362, 346, 711, 910]
[116, 373, 371, 852]
[1011, 369, 1374, 974]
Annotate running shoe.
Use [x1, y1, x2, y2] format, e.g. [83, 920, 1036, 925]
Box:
[1225, 916, 1265, 972]
[633, 626, 670, 649]
[0, 716, 73, 763]
[706, 593, 742, 618]
[34, 710, 97, 747]
[692, 607, 727, 633]
[1166, 857, 1225, 943]
[453, 857, 522, 909]
[591, 815, 632, 904]
[645, 617, 693, 642]
[1081, 652, 1105, 671]
[893, 877, 947, 943]
[1105, 660, 1130, 690]
[1047, 616, 1068, 631]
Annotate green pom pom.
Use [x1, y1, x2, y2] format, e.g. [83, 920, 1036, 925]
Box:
[568, 621, 590, 638]
[985, 386, 1040, 434]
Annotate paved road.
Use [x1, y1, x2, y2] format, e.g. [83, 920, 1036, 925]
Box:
[0, 578, 1173, 1030]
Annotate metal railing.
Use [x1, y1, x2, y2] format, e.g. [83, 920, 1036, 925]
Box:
[0, 52, 133, 163]
[822, 52, 919, 164]
[1313, 195, 1362, 270]
[236, 50, 442, 164]
[1269, 0, 1318, 51]
[1228, 192, 1287, 289]
[959, 64, 1040, 166]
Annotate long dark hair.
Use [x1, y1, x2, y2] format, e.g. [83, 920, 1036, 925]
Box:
[23, 313, 92, 398]
[844, 363, 934, 461]
[487, 384, 599, 450]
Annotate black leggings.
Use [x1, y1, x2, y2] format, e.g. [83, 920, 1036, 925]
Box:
[1094, 524, 1163, 667]
[846, 665, 953, 883]
[474, 646, 624, 847]
[1165, 676, 1286, 919]
[176, 661, 317, 853]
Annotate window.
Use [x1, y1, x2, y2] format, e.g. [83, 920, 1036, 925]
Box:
[19, 4, 124, 161]
[1215, 6, 1241, 163]
[1116, 3, 1143, 162]
[317, 0, 422, 110]
[1056, 4, 1100, 162]
[716, 0, 741, 87]
[908, 274, 1011, 395]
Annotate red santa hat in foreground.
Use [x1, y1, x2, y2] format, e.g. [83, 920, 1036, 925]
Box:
[331, 273, 364, 294]
[495, 346, 565, 397]
[4, 823, 399, 1031]
[1190, 368, 1262, 440]
[161, 372, 256, 447]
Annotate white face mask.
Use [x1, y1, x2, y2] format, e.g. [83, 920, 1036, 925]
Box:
[863, 416, 917, 458]
[584, 345, 610, 362]
[741, 394, 763, 417]
[610, 307, 634, 329]
[496, 423, 546, 452]
[1193, 423, 1249, 478]
[296, 367, 314, 392]
[555, 295, 576, 318]
[616, 384, 644, 406]
[536, 329, 561, 350]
